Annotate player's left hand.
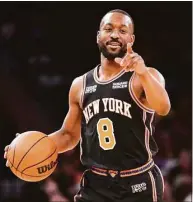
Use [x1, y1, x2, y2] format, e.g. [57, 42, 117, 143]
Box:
[115, 43, 148, 75]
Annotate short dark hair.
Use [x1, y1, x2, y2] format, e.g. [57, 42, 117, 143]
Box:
[100, 9, 134, 33]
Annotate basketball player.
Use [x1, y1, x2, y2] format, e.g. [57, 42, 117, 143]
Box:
[4, 9, 171, 202]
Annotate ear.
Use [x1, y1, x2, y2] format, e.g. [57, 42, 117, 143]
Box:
[96, 31, 100, 44]
[130, 34, 135, 46]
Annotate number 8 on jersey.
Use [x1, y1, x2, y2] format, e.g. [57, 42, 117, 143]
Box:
[97, 118, 116, 150]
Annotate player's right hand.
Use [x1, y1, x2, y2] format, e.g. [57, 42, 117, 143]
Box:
[4, 133, 20, 167]
[4, 145, 10, 167]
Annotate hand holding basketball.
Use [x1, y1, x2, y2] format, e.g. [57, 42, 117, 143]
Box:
[4, 131, 58, 182]
[4, 133, 20, 167]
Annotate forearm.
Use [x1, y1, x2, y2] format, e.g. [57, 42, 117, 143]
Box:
[138, 70, 171, 115]
[48, 129, 80, 153]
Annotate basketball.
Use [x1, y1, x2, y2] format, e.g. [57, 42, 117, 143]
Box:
[7, 131, 58, 182]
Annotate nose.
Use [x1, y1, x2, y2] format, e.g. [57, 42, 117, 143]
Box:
[110, 30, 119, 39]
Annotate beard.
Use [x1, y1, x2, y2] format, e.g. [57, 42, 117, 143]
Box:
[98, 42, 127, 61]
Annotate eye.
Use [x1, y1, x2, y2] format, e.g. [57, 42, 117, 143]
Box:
[104, 28, 112, 32]
[120, 30, 127, 34]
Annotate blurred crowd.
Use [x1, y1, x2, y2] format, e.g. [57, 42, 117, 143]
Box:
[0, 3, 191, 202]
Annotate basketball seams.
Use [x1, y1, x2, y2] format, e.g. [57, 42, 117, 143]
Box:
[21, 172, 49, 178]
[7, 132, 58, 182]
[16, 136, 47, 170]
[8, 159, 18, 175]
[8, 160, 49, 178]
[21, 147, 57, 173]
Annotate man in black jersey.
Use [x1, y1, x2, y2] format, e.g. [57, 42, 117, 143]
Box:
[5, 9, 171, 202]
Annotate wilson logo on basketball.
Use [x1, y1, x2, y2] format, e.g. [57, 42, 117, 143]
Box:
[37, 160, 58, 174]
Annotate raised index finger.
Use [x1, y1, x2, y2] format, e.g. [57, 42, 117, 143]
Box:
[127, 43, 133, 54]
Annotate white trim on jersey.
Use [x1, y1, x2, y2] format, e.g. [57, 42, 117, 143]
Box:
[155, 164, 165, 194]
[148, 171, 158, 202]
[93, 65, 126, 85]
[149, 113, 155, 136]
[143, 111, 152, 161]
[80, 73, 87, 109]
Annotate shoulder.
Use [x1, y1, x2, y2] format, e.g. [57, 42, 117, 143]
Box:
[70, 74, 86, 107]
[70, 66, 96, 105]
[70, 75, 85, 95]
[71, 75, 85, 87]
[71, 66, 97, 91]
[72, 66, 96, 86]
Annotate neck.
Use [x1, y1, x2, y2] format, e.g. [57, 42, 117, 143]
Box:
[100, 54, 123, 77]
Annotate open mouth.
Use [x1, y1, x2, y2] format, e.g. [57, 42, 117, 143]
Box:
[107, 42, 122, 48]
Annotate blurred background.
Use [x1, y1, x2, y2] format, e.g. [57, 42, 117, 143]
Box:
[0, 2, 192, 202]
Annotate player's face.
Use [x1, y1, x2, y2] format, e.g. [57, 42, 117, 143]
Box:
[97, 13, 135, 60]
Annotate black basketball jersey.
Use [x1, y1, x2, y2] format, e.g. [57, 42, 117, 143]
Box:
[80, 65, 158, 170]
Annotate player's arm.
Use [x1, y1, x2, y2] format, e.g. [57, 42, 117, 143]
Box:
[115, 43, 171, 116]
[48, 76, 83, 153]
[4, 76, 83, 167]
[134, 68, 171, 116]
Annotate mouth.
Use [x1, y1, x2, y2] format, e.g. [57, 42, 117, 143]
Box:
[107, 41, 122, 49]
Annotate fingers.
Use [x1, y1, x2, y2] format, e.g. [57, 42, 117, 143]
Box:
[129, 56, 141, 68]
[115, 43, 134, 66]
[4, 145, 9, 159]
[115, 46, 143, 73]
[4, 133, 20, 166]
[4, 133, 20, 168]
[127, 43, 133, 54]
[125, 56, 141, 72]
[4, 151, 7, 159]
[4, 145, 10, 167]
[120, 53, 138, 67]
[114, 57, 122, 65]
[6, 160, 10, 167]
[4, 145, 9, 152]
